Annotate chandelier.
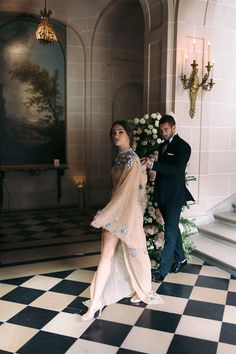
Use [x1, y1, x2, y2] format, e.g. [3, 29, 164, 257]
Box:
[35, 0, 58, 46]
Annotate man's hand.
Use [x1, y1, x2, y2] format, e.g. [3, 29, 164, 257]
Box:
[141, 157, 154, 169]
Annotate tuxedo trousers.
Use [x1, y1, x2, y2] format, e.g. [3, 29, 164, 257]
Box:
[158, 204, 185, 276]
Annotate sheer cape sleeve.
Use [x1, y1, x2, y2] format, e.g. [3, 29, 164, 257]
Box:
[92, 152, 147, 248]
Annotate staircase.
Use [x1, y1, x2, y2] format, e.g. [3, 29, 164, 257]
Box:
[190, 203, 236, 276]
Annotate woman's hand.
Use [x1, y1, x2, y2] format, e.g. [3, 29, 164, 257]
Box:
[90, 218, 101, 228]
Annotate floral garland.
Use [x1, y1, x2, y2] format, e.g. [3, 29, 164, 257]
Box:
[129, 113, 196, 266]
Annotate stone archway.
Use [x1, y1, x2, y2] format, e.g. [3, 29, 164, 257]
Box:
[112, 82, 143, 122]
[87, 0, 146, 206]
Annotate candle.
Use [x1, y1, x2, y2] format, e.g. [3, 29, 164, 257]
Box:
[208, 41, 211, 63]
[193, 39, 196, 61]
[211, 58, 215, 78]
[184, 54, 188, 74]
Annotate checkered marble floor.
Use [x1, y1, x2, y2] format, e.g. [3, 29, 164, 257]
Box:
[0, 208, 236, 354]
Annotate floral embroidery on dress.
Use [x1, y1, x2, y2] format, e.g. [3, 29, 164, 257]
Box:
[130, 248, 137, 257]
[144, 291, 164, 304]
[120, 225, 127, 235]
[114, 148, 135, 169]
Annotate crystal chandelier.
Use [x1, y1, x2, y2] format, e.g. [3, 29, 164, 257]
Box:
[35, 0, 58, 46]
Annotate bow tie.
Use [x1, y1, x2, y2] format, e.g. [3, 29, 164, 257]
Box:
[162, 140, 169, 153]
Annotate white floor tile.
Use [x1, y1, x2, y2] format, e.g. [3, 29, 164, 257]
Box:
[176, 315, 221, 342]
[190, 286, 227, 304]
[223, 305, 236, 324]
[217, 342, 236, 354]
[199, 266, 231, 279]
[0, 300, 26, 322]
[66, 269, 95, 283]
[30, 291, 77, 311]
[22, 275, 62, 290]
[0, 323, 38, 352]
[101, 303, 144, 325]
[147, 294, 188, 314]
[66, 339, 118, 354]
[42, 312, 92, 338]
[121, 326, 173, 354]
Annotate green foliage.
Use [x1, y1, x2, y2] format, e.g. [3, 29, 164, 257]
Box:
[129, 113, 196, 266]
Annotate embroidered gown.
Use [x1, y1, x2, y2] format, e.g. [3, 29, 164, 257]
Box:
[88, 149, 163, 305]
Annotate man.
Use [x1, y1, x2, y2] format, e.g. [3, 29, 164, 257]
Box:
[142, 115, 194, 282]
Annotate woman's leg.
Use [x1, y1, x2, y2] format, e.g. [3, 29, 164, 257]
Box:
[81, 230, 119, 320]
[91, 230, 119, 304]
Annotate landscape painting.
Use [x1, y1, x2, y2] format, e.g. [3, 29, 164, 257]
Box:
[0, 17, 66, 165]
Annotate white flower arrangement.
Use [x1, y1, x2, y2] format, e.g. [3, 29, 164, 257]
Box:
[129, 113, 196, 265]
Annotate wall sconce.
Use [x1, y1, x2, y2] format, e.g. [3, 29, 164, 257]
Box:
[35, 0, 58, 46]
[181, 41, 215, 118]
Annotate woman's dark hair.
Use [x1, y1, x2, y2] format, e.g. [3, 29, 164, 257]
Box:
[110, 120, 133, 145]
[159, 114, 176, 127]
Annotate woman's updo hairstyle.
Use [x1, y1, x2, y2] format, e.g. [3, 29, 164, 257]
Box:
[110, 120, 133, 146]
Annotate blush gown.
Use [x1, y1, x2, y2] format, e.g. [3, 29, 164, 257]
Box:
[87, 148, 163, 306]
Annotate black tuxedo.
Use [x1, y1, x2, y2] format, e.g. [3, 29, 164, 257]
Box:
[153, 134, 194, 206]
[151, 134, 194, 276]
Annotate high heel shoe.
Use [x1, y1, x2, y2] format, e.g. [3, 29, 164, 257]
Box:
[81, 302, 104, 321]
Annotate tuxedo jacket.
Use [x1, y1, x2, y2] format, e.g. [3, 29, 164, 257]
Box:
[152, 134, 195, 206]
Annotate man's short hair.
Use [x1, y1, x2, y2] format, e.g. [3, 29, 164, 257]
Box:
[159, 115, 176, 127]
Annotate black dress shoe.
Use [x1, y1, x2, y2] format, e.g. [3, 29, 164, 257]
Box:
[171, 259, 187, 273]
[151, 269, 165, 283]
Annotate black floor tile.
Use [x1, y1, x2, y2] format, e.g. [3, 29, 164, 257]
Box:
[195, 275, 229, 291]
[42, 270, 76, 279]
[8, 306, 58, 329]
[64, 296, 89, 315]
[1, 287, 44, 304]
[80, 319, 132, 347]
[50, 279, 89, 296]
[82, 266, 98, 271]
[0, 276, 33, 286]
[118, 297, 146, 308]
[157, 282, 193, 299]
[220, 322, 236, 345]
[17, 331, 77, 354]
[203, 261, 214, 267]
[117, 349, 145, 354]
[36, 222, 58, 227]
[136, 309, 181, 333]
[178, 263, 202, 275]
[167, 334, 218, 354]
[14, 230, 37, 237]
[183, 299, 224, 321]
[226, 291, 236, 306]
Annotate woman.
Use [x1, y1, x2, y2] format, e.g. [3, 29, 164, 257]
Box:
[81, 120, 163, 321]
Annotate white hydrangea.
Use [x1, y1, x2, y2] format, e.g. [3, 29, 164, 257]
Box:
[144, 114, 149, 119]
[140, 118, 146, 124]
[152, 128, 157, 134]
[151, 113, 157, 118]
[134, 118, 139, 124]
